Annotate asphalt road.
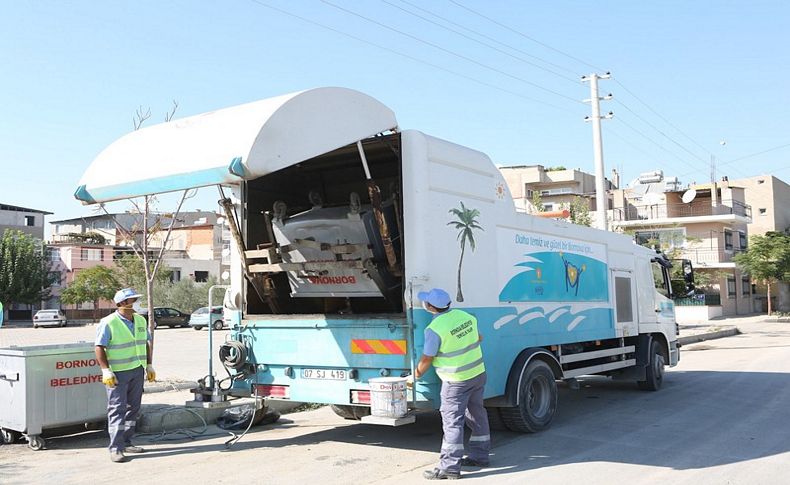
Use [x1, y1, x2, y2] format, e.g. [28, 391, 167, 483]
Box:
[2, 320, 790, 484]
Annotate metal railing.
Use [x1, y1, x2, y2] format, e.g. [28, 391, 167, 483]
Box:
[678, 248, 744, 264]
[675, 293, 721, 306]
[612, 201, 751, 222]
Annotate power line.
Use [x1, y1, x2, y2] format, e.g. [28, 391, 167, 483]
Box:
[612, 116, 699, 171]
[613, 77, 715, 157]
[447, 0, 605, 72]
[678, 141, 790, 178]
[320, 0, 584, 104]
[396, 0, 581, 79]
[614, 99, 709, 166]
[248, 0, 577, 113]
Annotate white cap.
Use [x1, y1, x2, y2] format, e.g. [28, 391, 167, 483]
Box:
[113, 288, 142, 304]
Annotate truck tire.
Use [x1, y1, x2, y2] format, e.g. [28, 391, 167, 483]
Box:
[637, 340, 665, 391]
[330, 405, 371, 420]
[485, 406, 508, 431]
[500, 360, 557, 433]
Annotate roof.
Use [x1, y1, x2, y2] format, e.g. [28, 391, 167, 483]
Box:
[76, 87, 398, 204]
[51, 210, 220, 229]
[0, 203, 53, 215]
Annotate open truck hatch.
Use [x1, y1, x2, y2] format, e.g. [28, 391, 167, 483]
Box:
[75, 87, 398, 204]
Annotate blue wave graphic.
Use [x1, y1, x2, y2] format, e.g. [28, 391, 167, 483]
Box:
[493, 305, 613, 334]
[499, 252, 609, 303]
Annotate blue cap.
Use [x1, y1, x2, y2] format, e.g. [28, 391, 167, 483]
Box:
[417, 288, 452, 308]
[113, 288, 142, 304]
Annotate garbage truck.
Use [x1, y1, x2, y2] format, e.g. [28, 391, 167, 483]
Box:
[76, 87, 681, 432]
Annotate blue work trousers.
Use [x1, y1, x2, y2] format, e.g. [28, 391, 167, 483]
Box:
[106, 366, 144, 452]
[439, 371, 490, 473]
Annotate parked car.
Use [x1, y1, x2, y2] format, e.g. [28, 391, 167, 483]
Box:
[33, 309, 67, 328]
[140, 307, 190, 328]
[189, 306, 225, 331]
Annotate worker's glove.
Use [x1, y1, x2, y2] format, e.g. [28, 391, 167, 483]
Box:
[405, 374, 415, 389]
[101, 368, 117, 388]
[145, 364, 156, 382]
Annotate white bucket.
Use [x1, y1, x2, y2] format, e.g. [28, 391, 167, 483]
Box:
[368, 377, 408, 418]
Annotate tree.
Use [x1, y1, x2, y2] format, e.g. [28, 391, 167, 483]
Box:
[0, 230, 56, 314]
[165, 275, 219, 314]
[567, 196, 592, 226]
[113, 253, 172, 307]
[530, 190, 545, 214]
[98, 100, 190, 340]
[734, 231, 790, 315]
[447, 202, 483, 302]
[60, 266, 118, 321]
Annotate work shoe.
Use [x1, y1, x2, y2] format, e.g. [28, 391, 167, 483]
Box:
[460, 457, 489, 468]
[423, 468, 460, 480]
[110, 450, 128, 463]
[124, 445, 145, 454]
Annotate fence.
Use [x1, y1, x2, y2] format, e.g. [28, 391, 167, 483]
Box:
[675, 293, 722, 306]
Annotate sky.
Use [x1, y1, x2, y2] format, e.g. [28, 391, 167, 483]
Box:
[1, 0, 789, 230]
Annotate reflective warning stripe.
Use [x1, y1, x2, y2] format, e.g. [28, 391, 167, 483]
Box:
[351, 339, 407, 354]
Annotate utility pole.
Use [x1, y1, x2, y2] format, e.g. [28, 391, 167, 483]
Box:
[582, 72, 613, 231]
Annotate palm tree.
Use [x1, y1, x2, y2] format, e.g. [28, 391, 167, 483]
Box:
[448, 202, 483, 302]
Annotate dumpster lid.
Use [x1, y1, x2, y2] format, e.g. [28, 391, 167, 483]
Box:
[75, 87, 398, 204]
[0, 342, 96, 357]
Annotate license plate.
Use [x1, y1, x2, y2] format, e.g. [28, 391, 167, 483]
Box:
[301, 368, 348, 380]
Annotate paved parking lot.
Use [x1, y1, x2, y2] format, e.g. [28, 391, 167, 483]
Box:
[0, 322, 225, 384]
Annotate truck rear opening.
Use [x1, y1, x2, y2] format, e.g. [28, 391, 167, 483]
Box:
[243, 133, 404, 317]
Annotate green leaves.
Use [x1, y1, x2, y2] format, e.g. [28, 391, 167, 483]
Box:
[0, 230, 55, 305]
[60, 266, 118, 307]
[734, 231, 790, 284]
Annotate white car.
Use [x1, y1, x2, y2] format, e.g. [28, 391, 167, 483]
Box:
[33, 309, 68, 328]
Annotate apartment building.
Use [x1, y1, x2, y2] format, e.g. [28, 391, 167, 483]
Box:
[0, 203, 52, 240]
[51, 210, 230, 283]
[729, 174, 790, 311]
[47, 241, 116, 315]
[610, 175, 753, 320]
[500, 164, 618, 213]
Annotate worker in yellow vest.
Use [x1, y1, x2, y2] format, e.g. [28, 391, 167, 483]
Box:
[414, 288, 490, 480]
[94, 288, 155, 463]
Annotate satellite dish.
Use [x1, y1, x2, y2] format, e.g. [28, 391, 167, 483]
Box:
[217, 217, 225, 225]
[221, 271, 230, 281]
[681, 189, 697, 204]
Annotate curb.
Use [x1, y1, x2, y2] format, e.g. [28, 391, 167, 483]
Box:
[144, 381, 197, 394]
[678, 327, 739, 346]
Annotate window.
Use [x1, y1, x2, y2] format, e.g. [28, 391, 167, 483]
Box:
[741, 277, 751, 297]
[194, 271, 209, 282]
[80, 248, 103, 261]
[526, 188, 534, 199]
[724, 230, 733, 251]
[727, 277, 736, 298]
[24, 215, 35, 226]
[48, 248, 60, 262]
[739, 231, 747, 249]
[757, 179, 765, 184]
[170, 270, 181, 283]
[543, 203, 555, 211]
[615, 276, 633, 323]
[759, 208, 767, 215]
[652, 262, 670, 298]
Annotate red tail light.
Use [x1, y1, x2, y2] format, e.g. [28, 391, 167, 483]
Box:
[351, 390, 371, 405]
[253, 384, 290, 399]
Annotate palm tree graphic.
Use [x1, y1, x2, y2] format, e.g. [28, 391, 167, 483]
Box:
[448, 202, 483, 302]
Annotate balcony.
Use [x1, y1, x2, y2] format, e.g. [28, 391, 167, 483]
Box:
[612, 201, 751, 223]
[678, 248, 744, 266]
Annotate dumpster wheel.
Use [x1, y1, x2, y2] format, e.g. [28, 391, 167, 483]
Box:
[1, 428, 21, 444]
[27, 435, 45, 451]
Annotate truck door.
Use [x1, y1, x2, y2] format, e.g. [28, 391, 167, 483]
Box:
[612, 270, 638, 337]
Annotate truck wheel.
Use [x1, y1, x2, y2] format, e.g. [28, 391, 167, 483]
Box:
[485, 406, 508, 431]
[500, 360, 558, 433]
[1, 428, 21, 444]
[330, 405, 371, 420]
[27, 435, 45, 451]
[637, 340, 665, 391]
